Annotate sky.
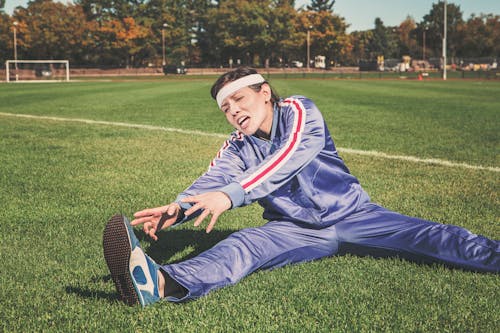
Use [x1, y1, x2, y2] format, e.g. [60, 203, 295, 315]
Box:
[4, 0, 500, 32]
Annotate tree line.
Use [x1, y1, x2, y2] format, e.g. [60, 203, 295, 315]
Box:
[1, 0, 499, 68]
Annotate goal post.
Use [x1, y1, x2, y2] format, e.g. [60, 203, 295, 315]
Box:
[5, 60, 70, 82]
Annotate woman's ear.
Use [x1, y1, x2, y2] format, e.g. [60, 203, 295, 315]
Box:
[261, 83, 272, 102]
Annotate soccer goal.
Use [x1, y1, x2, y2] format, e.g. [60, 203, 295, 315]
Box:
[5, 60, 70, 82]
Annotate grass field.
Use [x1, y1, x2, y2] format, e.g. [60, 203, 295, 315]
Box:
[0, 78, 499, 332]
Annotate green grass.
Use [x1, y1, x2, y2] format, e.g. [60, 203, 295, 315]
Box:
[0, 79, 499, 332]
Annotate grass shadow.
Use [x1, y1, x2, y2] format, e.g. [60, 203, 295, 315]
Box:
[65, 285, 119, 303]
[138, 227, 237, 264]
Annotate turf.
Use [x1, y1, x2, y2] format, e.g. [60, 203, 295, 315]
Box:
[0, 78, 498, 332]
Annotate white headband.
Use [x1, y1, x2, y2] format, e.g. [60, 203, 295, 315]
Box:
[216, 74, 266, 108]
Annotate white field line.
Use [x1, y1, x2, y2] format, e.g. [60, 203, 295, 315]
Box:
[338, 148, 499, 172]
[0, 112, 227, 139]
[1, 112, 499, 173]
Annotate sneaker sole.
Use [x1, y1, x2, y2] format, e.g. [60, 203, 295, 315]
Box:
[103, 214, 140, 306]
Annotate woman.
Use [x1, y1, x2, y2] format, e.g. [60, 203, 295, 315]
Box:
[103, 67, 499, 307]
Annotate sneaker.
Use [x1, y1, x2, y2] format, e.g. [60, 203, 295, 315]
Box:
[103, 214, 161, 306]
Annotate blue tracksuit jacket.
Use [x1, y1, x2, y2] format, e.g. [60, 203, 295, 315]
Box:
[176, 96, 370, 226]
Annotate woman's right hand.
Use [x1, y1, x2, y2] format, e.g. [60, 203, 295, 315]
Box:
[131, 203, 181, 241]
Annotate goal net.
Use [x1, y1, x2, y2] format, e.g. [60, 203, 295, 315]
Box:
[5, 60, 70, 82]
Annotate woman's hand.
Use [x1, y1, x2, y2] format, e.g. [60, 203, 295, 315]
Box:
[182, 192, 232, 233]
[131, 203, 181, 241]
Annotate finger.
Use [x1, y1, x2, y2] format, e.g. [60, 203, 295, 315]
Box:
[164, 216, 179, 229]
[143, 222, 158, 241]
[142, 222, 151, 235]
[148, 226, 158, 241]
[155, 211, 175, 233]
[181, 196, 200, 203]
[131, 215, 155, 226]
[206, 213, 219, 233]
[167, 204, 178, 216]
[194, 209, 210, 227]
[185, 202, 204, 217]
[134, 208, 157, 218]
[134, 206, 167, 218]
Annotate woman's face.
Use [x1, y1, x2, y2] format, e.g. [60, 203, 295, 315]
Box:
[220, 84, 274, 138]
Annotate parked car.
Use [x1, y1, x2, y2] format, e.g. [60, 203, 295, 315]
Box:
[34, 64, 52, 77]
[291, 60, 303, 68]
[163, 65, 187, 75]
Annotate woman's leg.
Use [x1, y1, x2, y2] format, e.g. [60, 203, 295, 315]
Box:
[334, 203, 499, 273]
[160, 220, 339, 302]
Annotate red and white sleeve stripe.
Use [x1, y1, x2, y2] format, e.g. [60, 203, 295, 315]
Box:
[209, 131, 244, 168]
[240, 98, 306, 192]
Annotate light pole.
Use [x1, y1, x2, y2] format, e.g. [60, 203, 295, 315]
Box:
[423, 26, 428, 61]
[306, 25, 312, 71]
[442, 0, 447, 80]
[13, 21, 18, 64]
[13, 21, 18, 80]
[162, 23, 168, 66]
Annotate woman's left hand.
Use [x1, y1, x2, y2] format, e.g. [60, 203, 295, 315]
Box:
[181, 191, 232, 233]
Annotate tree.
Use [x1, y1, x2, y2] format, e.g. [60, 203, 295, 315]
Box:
[484, 15, 500, 58]
[296, 10, 351, 66]
[163, 0, 209, 66]
[307, 0, 335, 12]
[267, 0, 300, 66]
[350, 30, 373, 62]
[0, 12, 12, 64]
[5, 0, 499, 68]
[96, 16, 151, 67]
[138, 0, 213, 67]
[398, 16, 418, 58]
[421, 2, 464, 61]
[202, 0, 275, 67]
[76, 0, 149, 20]
[12, 0, 91, 63]
[366, 18, 399, 59]
[461, 14, 500, 58]
[76, 0, 157, 67]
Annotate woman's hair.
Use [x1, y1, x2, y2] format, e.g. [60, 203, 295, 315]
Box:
[210, 67, 280, 104]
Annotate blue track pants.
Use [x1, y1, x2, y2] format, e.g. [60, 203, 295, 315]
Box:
[161, 203, 499, 302]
